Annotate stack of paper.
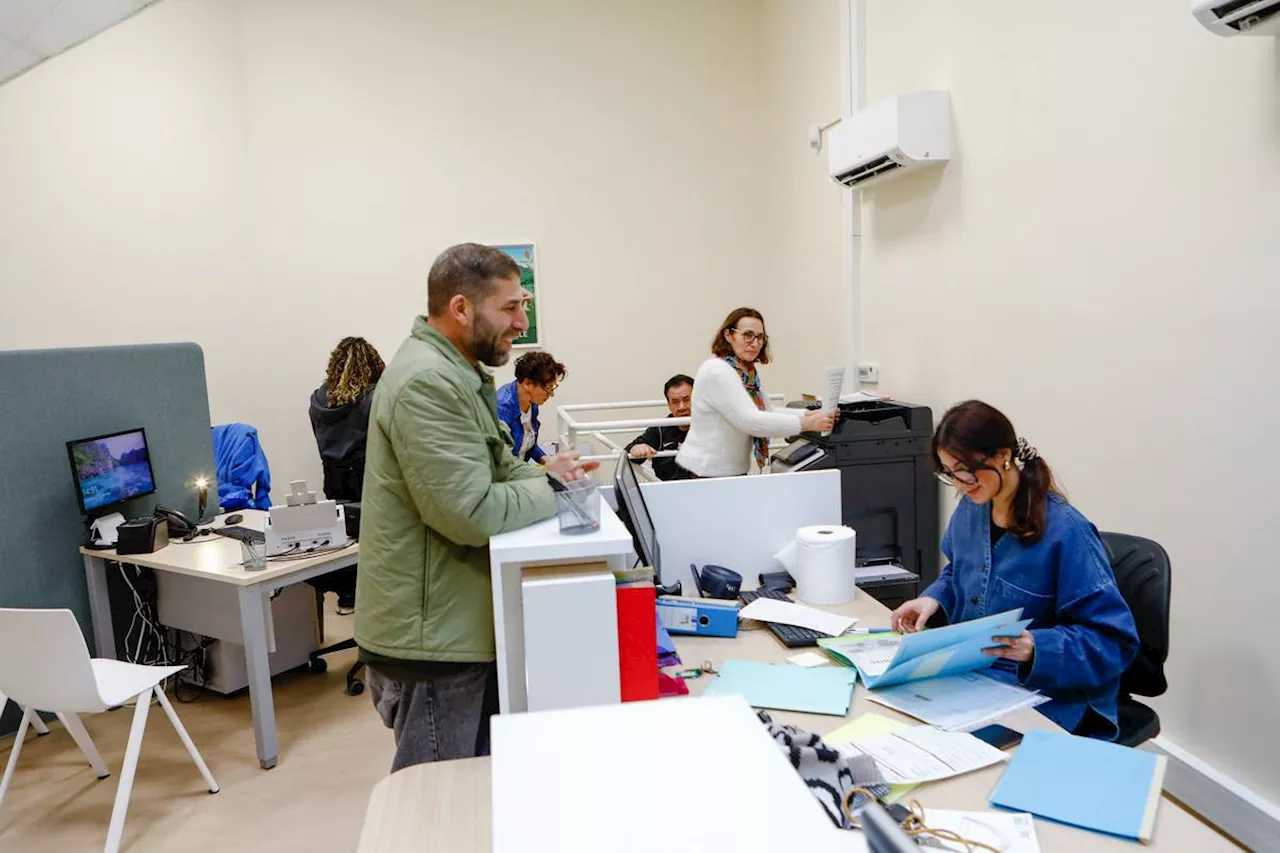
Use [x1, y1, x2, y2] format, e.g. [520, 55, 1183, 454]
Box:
[819, 609, 1030, 689]
[837, 725, 1010, 785]
[737, 597, 857, 637]
[866, 672, 1048, 731]
[989, 729, 1167, 842]
[823, 713, 919, 803]
[701, 659, 858, 716]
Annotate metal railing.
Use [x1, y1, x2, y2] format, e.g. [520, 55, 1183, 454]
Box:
[555, 395, 788, 464]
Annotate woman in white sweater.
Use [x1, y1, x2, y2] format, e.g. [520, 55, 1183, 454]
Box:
[674, 307, 836, 478]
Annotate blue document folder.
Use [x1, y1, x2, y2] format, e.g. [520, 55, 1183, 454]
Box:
[701, 659, 857, 716]
[821, 609, 1031, 689]
[990, 729, 1167, 842]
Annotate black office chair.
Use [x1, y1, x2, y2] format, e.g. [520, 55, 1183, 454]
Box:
[1101, 531, 1171, 747]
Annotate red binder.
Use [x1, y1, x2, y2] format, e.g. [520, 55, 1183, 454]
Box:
[616, 583, 659, 701]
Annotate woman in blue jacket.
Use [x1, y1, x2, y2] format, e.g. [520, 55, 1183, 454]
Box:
[496, 351, 566, 462]
[891, 400, 1139, 740]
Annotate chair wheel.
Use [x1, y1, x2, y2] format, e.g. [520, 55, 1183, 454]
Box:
[346, 677, 365, 696]
[309, 657, 328, 675]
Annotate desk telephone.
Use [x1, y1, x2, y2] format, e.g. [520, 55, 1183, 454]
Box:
[154, 506, 200, 540]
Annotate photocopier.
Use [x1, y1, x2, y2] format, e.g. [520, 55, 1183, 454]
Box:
[771, 399, 939, 608]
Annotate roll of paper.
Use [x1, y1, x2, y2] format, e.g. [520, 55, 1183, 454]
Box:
[778, 525, 858, 606]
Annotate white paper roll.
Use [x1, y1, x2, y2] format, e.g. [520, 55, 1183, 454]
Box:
[791, 525, 857, 606]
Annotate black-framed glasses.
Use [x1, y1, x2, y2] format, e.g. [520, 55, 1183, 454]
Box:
[543, 381, 559, 395]
[935, 462, 996, 487]
[733, 329, 768, 346]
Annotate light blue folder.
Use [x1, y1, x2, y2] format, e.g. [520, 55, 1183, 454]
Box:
[826, 609, 1031, 689]
[701, 659, 857, 716]
[990, 729, 1167, 842]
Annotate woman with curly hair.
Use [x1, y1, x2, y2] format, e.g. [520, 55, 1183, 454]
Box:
[496, 351, 566, 462]
[309, 336, 385, 613]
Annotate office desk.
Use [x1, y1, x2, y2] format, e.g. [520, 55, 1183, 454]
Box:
[356, 592, 1237, 853]
[80, 510, 357, 769]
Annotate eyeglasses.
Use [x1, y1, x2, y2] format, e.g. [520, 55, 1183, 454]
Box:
[733, 329, 768, 346]
[542, 381, 559, 395]
[935, 461, 996, 487]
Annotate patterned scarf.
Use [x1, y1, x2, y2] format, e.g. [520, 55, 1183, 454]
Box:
[723, 355, 770, 469]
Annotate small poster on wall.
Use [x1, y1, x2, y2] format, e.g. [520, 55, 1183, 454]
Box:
[493, 243, 539, 348]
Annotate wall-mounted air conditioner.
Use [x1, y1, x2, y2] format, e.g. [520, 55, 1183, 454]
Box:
[1192, 0, 1280, 37]
[828, 91, 951, 190]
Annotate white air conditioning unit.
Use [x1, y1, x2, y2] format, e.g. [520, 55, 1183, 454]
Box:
[828, 91, 951, 190]
[1192, 0, 1280, 36]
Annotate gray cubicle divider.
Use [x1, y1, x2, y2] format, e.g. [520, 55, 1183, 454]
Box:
[0, 343, 216, 736]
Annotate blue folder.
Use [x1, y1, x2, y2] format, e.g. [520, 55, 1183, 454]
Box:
[990, 729, 1167, 842]
[701, 659, 858, 716]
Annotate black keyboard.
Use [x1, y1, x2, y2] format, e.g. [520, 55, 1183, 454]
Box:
[739, 588, 826, 648]
[214, 525, 266, 544]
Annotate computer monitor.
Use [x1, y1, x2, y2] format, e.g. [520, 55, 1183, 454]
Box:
[613, 456, 660, 574]
[66, 428, 157, 515]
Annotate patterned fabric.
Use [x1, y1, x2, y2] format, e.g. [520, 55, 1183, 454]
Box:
[723, 355, 770, 469]
[757, 711, 891, 830]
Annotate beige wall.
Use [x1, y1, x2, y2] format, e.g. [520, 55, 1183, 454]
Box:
[0, 0, 843, 493]
[862, 1, 1280, 802]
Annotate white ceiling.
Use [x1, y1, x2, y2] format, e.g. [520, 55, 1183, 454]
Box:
[0, 0, 159, 86]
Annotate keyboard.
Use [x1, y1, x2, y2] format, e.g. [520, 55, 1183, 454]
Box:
[214, 525, 266, 544]
[739, 588, 826, 648]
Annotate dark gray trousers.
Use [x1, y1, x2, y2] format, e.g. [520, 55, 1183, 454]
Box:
[367, 662, 499, 772]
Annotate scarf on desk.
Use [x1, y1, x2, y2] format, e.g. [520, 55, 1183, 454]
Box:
[757, 711, 890, 830]
[723, 355, 770, 469]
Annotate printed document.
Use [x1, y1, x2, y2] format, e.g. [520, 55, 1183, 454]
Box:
[837, 725, 1010, 785]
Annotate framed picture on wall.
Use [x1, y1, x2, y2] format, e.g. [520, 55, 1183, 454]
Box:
[492, 242, 540, 348]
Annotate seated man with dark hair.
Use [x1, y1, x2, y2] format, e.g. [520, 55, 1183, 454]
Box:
[626, 374, 694, 481]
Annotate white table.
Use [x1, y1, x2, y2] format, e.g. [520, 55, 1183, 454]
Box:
[488, 502, 634, 713]
[80, 510, 357, 769]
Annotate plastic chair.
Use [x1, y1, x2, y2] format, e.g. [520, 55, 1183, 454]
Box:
[0, 609, 219, 853]
[1100, 532, 1171, 747]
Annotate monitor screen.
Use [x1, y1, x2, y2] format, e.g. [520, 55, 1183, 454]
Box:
[66, 428, 157, 514]
[613, 457, 660, 573]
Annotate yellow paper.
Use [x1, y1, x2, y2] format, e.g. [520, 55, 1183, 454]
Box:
[825, 713, 919, 804]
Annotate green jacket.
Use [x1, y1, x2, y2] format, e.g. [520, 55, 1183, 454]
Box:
[354, 317, 557, 663]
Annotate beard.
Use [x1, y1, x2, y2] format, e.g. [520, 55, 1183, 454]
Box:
[468, 312, 513, 367]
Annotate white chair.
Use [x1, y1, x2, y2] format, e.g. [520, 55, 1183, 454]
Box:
[0, 608, 219, 853]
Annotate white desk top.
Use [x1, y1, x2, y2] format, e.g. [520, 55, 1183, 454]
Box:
[79, 509, 358, 587]
[488, 498, 633, 566]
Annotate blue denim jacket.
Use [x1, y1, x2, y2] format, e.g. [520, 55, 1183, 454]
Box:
[922, 494, 1139, 740]
[495, 380, 544, 462]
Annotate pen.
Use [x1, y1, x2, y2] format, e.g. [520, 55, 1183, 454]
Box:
[849, 627, 895, 634]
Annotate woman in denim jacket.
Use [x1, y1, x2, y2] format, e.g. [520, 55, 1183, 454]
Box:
[891, 400, 1140, 740]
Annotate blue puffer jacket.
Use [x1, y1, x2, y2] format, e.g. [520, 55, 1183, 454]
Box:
[922, 494, 1139, 740]
[211, 423, 272, 510]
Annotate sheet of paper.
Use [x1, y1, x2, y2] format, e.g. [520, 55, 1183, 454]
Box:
[920, 810, 1042, 853]
[823, 714, 919, 804]
[820, 366, 845, 414]
[839, 726, 1009, 784]
[828, 634, 901, 678]
[788, 651, 830, 668]
[865, 673, 1048, 731]
[737, 597, 856, 637]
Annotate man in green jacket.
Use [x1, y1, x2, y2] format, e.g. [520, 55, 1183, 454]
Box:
[356, 242, 596, 770]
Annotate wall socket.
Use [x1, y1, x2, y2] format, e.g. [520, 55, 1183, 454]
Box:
[857, 363, 880, 384]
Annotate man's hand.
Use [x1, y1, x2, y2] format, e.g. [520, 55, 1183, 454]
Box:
[629, 443, 657, 459]
[984, 631, 1035, 664]
[544, 450, 599, 483]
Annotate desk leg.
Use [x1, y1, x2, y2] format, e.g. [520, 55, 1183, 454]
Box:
[490, 559, 526, 714]
[237, 585, 279, 769]
[83, 555, 116, 660]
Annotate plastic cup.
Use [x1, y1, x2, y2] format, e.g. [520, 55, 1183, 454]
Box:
[556, 479, 602, 535]
[241, 539, 267, 571]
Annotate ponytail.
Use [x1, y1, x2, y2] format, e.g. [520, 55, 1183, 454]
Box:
[1011, 455, 1056, 543]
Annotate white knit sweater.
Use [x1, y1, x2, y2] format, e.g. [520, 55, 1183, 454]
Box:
[674, 358, 803, 477]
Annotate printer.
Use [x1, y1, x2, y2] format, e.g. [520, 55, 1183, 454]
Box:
[772, 399, 939, 606]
